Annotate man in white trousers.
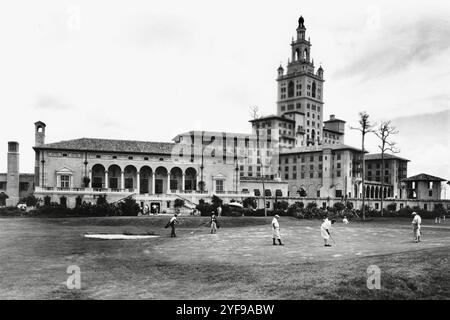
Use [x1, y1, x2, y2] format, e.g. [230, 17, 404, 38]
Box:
[321, 217, 332, 247]
[272, 215, 284, 245]
[412, 212, 422, 243]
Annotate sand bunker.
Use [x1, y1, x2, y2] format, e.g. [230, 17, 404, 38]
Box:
[84, 234, 159, 240]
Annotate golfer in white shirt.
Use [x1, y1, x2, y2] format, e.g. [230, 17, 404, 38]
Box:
[412, 212, 422, 243]
[272, 215, 284, 245]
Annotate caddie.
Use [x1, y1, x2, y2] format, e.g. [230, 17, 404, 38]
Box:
[321, 216, 332, 247]
[272, 215, 284, 245]
[411, 211, 422, 243]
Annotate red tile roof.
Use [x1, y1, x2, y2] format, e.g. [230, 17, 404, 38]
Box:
[34, 138, 175, 155]
[402, 173, 446, 182]
[365, 153, 410, 162]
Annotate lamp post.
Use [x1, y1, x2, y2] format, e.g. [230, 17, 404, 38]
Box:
[200, 132, 205, 193]
[83, 152, 89, 187]
[235, 161, 239, 194]
[41, 158, 45, 187]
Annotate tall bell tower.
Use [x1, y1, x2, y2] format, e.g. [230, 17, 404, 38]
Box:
[34, 121, 46, 187]
[276, 16, 325, 147]
[6, 142, 20, 206]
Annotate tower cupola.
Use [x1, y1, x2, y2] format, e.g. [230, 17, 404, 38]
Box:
[297, 16, 306, 40]
[277, 65, 284, 77]
[34, 121, 46, 147]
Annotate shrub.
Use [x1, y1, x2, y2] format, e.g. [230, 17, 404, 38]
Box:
[221, 204, 241, 217]
[43, 196, 51, 206]
[273, 201, 289, 212]
[287, 202, 304, 218]
[346, 201, 354, 210]
[211, 195, 223, 208]
[387, 203, 397, 212]
[118, 198, 140, 216]
[433, 204, 446, 218]
[196, 201, 214, 216]
[0, 206, 24, 216]
[306, 202, 317, 210]
[20, 194, 41, 207]
[333, 202, 346, 214]
[243, 197, 257, 209]
[96, 195, 108, 205]
[174, 198, 185, 208]
[0, 192, 9, 206]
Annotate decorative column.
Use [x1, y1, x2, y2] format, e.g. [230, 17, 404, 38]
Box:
[136, 171, 140, 194]
[151, 173, 155, 194]
[56, 174, 61, 188]
[121, 171, 125, 190]
[181, 173, 185, 192]
[167, 172, 171, 194]
[105, 171, 109, 189]
[89, 170, 92, 188]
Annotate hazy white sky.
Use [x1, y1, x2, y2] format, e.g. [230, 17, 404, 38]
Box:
[0, 0, 449, 180]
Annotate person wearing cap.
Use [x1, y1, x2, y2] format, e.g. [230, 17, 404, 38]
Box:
[168, 213, 179, 237]
[411, 212, 422, 243]
[321, 216, 332, 247]
[272, 215, 284, 245]
[210, 214, 219, 234]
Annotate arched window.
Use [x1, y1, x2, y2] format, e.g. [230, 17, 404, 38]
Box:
[288, 81, 294, 98]
[312, 82, 316, 98]
[303, 48, 308, 60]
[295, 48, 300, 61]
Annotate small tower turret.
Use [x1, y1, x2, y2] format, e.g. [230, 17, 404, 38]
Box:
[34, 121, 46, 147]
[317, 65, 324, 79]
[277, 65, 284, 78]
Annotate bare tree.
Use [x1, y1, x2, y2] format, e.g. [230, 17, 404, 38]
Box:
[250, 105, 267, 216]
[374, 121, 399, 216]
[249, 105, 260, 120]
[350, 111, 376, 220]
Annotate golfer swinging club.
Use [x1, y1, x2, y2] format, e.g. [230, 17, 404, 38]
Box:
[165, 213, 179, 238]
[272, 215, 284, 245]
[411, 211, 422, 243]
[321, 216, 332, 247]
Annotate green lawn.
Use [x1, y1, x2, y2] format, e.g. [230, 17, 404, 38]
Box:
[0, 216, 449, 299]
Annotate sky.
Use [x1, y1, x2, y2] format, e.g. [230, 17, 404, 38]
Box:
[0, 0, 449, 185]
